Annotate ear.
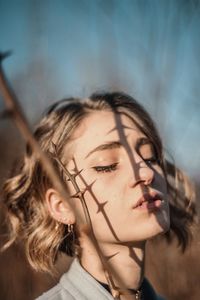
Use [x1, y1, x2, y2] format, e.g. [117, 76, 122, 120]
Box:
[45, 188, 76, 225]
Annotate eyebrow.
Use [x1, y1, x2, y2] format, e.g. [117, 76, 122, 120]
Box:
[85, 141, 122, 159]
[136, 137, 152, 148]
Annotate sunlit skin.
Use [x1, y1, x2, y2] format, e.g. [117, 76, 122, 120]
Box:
[48, 110, 170, 298]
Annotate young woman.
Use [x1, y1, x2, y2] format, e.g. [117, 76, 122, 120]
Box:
[2, 92, 195, 300]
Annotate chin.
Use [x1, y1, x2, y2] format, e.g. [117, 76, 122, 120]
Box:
[151, 201, 170, 232]
[147, 214, 170, 240]
[138, 209, 170, 241]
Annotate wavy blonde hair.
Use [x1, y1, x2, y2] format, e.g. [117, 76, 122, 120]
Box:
[1, 92, 196, 272]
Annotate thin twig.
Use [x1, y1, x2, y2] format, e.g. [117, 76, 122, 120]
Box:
[0, 52, 140, 300]
[52, 143, 121, 299]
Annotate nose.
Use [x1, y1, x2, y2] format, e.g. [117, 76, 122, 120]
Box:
[128, 161, 155, 188]
[139, 162, 155, 185]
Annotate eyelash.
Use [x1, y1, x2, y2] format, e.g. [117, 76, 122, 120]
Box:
[92, 154, 159, 174]
[144, 156, 159, 165]
[93, 163, 118, 173]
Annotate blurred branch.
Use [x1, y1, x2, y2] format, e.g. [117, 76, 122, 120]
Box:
[0, 51, 71, 210]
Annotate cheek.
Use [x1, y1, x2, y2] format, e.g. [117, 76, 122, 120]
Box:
[65, 173, 91, 223]
[66, 174, 108, 223]
[66, 165, 123, 224]
[74, 178, 117, 220]
[154, 167, 168, 194]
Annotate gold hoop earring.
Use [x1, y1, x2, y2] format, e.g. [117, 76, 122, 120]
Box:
[55, 222, 60, 231]
[68, 224, 73, 233]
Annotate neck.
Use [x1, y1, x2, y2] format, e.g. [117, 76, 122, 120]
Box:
[78, 233, 145, 296]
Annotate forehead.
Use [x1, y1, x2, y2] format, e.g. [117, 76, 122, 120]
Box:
[69, 110, 145, 158]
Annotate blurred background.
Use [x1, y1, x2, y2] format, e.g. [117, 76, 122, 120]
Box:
[0, 1, 199, 299]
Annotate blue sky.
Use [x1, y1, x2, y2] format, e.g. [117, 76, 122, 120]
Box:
[0, 0, 200, 177]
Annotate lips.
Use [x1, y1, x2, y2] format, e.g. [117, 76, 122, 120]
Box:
[133, 191, 164, 210]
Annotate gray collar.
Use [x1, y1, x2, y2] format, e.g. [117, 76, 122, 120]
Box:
[60, 259, 114, 299]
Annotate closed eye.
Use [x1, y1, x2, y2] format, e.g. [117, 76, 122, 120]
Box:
[92, 163, 118, 173]
[144, 156, 160, 165]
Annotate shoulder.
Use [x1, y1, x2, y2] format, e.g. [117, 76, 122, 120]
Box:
[35, 259, 113, 300]
[35, 281, 76, 300]
[35, 281, 75, 300]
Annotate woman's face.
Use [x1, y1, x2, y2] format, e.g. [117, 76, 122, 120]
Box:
[66, 110, 170, 245]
